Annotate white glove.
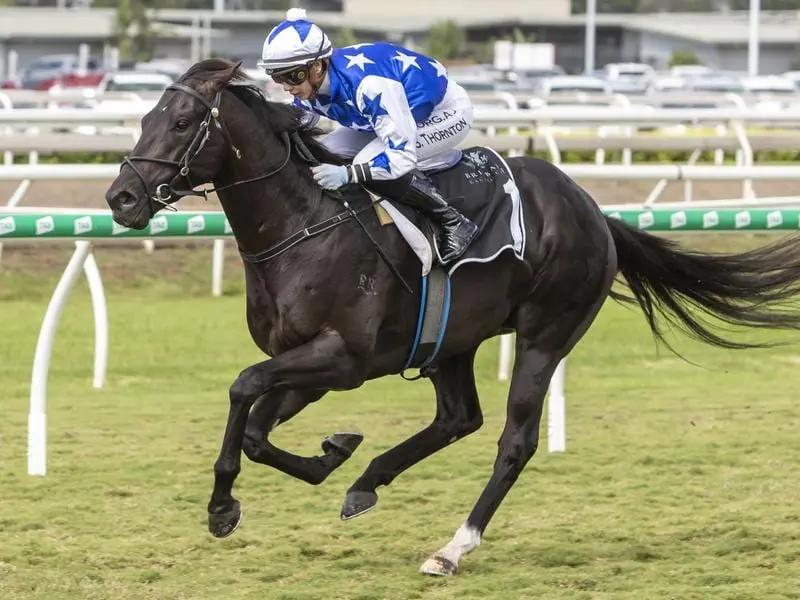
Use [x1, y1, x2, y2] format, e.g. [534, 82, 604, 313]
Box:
[311, 164, 349, 190]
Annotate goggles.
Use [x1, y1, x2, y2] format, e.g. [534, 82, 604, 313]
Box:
[266, 65, 309, 86]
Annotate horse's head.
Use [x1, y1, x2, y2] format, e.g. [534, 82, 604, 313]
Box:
[105, 59, 246, 229]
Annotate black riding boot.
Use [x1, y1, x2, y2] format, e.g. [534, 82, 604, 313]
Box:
[369, 170, 479, 264]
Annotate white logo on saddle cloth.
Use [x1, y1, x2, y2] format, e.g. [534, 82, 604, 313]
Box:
[463, 150, 502, 185]
[463, 150, 488, 170]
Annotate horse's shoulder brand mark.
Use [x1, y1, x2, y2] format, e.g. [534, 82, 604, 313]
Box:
[358, 273, 377, 296]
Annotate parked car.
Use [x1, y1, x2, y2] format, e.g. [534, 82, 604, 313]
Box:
[742, 75, 797, 96]
[685, 75, 744, 94]
[531, 75, 612, 103]
[72, 70, 171, 115]
[96, 70, 173, 95]
[668, 65, 715, 79]
[132, 58, 191, 81]
[19, 53, 103, 90]
[780, 70, 800, 91]
[647, 74, 687, 94]
[602, 62, 655, 95]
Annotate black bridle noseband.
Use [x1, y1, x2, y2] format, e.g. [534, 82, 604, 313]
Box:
[120, 81, 412, 294]
[121, 82, 291, 213]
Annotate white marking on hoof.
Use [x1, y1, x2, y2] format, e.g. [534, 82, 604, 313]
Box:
[419, 522, 481, 576]
[419, 554, 457, 576]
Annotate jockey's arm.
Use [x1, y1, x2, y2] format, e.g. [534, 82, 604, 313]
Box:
[347, 75, 418, 184]
[291, 98, 322, 129]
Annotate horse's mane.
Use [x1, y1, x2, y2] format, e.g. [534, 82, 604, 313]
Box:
[178, 58, 349, 167]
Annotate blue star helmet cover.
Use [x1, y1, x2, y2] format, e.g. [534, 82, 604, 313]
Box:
[258, 8, 333, 72]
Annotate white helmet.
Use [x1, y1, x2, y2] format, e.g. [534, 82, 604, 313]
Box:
[258, 8, 333, 73]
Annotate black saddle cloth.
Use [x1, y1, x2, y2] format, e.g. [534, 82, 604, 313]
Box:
[384, 146, 526, 274]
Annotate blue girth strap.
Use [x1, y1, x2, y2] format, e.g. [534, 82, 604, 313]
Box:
[400, 268, 452, 380]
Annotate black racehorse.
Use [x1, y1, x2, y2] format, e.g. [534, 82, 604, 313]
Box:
[105, 59, 800, 575]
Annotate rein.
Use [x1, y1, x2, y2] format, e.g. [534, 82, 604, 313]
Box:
[121, 81, 413, 294]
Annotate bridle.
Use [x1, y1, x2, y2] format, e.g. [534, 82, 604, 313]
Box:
[121, 82, 292, 213]
[119, 80, 414, 295]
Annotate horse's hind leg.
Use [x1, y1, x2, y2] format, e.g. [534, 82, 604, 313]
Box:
[340, 347, 483, 519]
[420, 246, 617, 575]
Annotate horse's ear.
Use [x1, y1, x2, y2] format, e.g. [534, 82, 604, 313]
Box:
[231, 60, 243, 78]
[222, 60, 244, 85]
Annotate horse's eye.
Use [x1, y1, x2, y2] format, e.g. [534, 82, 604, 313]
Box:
[175, 118, 190, 131]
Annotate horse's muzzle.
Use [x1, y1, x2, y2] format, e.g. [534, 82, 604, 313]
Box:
[105, 189, 152, 230]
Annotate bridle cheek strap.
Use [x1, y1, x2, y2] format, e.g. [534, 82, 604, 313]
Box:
[120, 83, 289, 211]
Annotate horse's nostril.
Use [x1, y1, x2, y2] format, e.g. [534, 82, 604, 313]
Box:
[106, 188, 151, 229]
[109, 191, 138, 210]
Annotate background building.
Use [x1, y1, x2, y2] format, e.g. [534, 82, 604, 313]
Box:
[1, 1, 799, 78]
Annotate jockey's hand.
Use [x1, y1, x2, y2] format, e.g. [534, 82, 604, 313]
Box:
[311, 163, 349, 190]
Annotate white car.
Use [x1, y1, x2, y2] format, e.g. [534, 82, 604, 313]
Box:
[95, 71, 172, 111]
[95, 71, 173, 99]
[76, 71, 172, 136]
[531, 75, 612, 103]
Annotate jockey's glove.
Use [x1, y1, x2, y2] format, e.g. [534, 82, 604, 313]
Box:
[311, 163, 349, 190]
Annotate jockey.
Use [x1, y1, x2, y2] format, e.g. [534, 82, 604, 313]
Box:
[258, 8, 479, 265]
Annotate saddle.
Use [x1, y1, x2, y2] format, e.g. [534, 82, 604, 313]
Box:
[372, 146, 526, 277]
[368, 146, 527, 377]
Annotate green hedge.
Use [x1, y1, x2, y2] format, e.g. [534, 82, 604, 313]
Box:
[12, 150, 800, 165]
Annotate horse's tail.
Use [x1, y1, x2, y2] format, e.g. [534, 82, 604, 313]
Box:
[605, 215, 800, 350]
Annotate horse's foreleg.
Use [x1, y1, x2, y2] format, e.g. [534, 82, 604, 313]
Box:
[244, 388, 324, 437]
[207, 329, 366, 539]
[241, 389, 363, 484]
[340, 348, 483, 520]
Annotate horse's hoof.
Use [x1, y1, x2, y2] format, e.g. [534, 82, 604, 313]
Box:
[419, 554, 458, 576]
[208, 501, 242, 538]
[340, 490, 378, 520]
[322, 432, 364, 458]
